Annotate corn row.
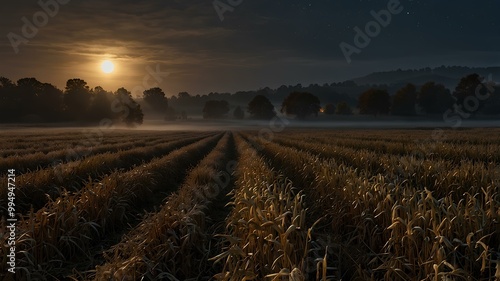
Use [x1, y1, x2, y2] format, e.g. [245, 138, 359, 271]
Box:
[0, 136, 167, 174]
[93, 132, 235, 280]
[0, 133, 215, 217]
[248, 134, 499, 280]
[286, 129, 500, 145]
[212, 134, 310, 281]
[0, 130, 190, 156]
[271, 134, 500, 199]
[284, 132, 500, 163]
[1, 134, 222, 279]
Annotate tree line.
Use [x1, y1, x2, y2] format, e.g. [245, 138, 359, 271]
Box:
[357, 74, 500, 117]
[0, 77, 145, 126]
[0, 73, 498, 124]
[203, 73, 500, 120]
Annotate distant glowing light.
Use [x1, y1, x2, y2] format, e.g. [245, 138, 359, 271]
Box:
[101, 60, 115, 73]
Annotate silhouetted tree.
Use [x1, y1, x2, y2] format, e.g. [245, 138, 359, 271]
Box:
[323, 103, 335, 115]
[392, 83, 417, 116]
[178, 92, 191, 99]
[165, 106, 176, 121]
[0, 77, 18, 121]
[453, 73, 484, 105]
[480, 85, 500, 115]
[143, 87, 168, 113]
[281, 92, 321, 119]
[64, 78, 91, 121]
[88, 86, 113, 121]
[203, 100, 229, 119]
[17, 78, 43, 118]
[0, 77, 15, 88]
[248, 95, 275, 119]
[453, 73, 493, 115]
[255, 87, 273, 96]
[418, 82, 454, 114]
[336, 101, 352, 115]
[358, 88, 391, 116]
[233, 106, 244, 119]
[114, 88, 144, 126]
[39, 83, 64, 121]
[0, 77, 67, 122]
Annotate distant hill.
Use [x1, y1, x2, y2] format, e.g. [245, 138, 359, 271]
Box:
[352, 66, 500, 89]
[159, 65, 500, 116]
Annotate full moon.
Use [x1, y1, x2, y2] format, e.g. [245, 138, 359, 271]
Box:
[101, 60, 115, 73]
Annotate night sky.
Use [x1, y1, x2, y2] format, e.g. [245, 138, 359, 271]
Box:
[1, 0, 499, 96]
